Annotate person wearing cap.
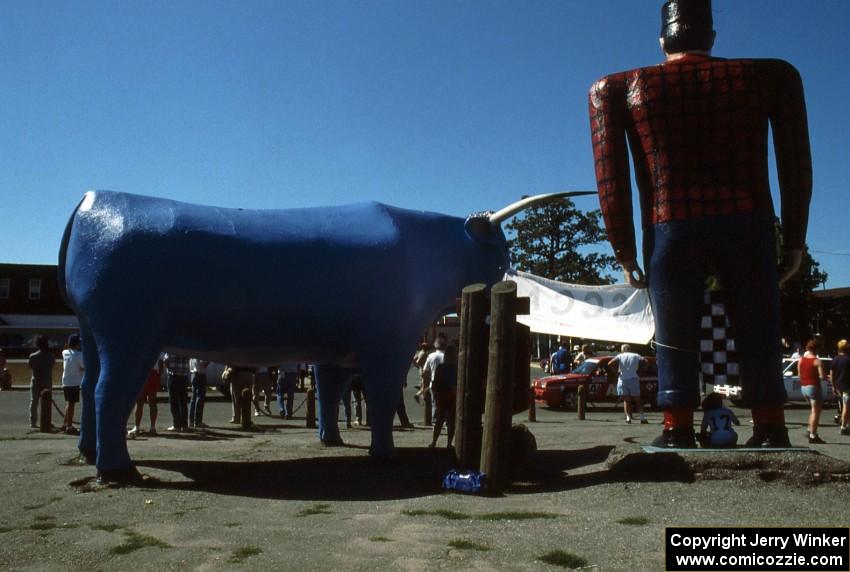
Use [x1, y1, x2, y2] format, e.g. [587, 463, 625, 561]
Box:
[589, 0, 812, 447]
[61, 334, 84, 434]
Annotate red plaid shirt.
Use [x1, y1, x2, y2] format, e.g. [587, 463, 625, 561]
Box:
[589, 54, 812, 264]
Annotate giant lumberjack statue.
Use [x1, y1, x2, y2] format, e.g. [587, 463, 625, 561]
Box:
[589, 0, 812, 448]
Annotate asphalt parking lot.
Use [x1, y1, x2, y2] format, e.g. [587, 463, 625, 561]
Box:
[0, 366, 848, 571]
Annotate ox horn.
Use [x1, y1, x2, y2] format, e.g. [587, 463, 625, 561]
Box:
[488, 191, 597, 226]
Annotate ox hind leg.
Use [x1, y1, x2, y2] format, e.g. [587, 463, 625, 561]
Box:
[359, 351, 412, 459]
[93, 335, 161, 481]
[77, 325, 100, 464]
[314, 364, 351, 446]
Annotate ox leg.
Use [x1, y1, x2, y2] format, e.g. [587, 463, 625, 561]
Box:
[360, 353, 411, 459]
[94, 342, 161, 482]
[77, 325, 100, 464]
[314, 364, 348, 446]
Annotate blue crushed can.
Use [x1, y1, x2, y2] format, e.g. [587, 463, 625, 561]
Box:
[442, 469, 486, 493]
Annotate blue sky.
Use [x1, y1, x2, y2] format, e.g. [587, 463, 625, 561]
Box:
[2, 0, 848, 287]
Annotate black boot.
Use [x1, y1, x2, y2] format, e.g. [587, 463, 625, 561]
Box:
[744, 425, 791, 448]
[650, 427, 696, 448]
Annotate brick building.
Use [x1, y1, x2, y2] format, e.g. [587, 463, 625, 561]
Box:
[0, 263, 78, 357]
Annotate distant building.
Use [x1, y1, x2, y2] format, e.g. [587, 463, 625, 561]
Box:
[0, 263, 77, 356]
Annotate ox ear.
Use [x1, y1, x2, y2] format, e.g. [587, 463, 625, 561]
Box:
[464, 216, 502, 245]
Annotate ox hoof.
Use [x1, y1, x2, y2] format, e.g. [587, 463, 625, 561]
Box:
[78, 449, 96, 465]
[96, 466, 142, 486]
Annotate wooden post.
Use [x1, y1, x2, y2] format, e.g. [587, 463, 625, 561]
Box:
[577, 383, 586, 420]
[306, 387, 316, 428]
[480, 281, 518, 495]
[455, 284, 488, 471]
[240, 388, 253, 429]
[39, 388, 52, 432]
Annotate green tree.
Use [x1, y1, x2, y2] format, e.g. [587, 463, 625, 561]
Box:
[775, 219, 828, 345]
[506, 199, 617, 284]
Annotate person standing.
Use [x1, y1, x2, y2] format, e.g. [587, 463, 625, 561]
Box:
[253, 366, 274, 417]
[799, 339, 826, 444]
[60, 334, 84, 434]
[429, 345, 458, 448]
[163, 353, 190, 432]
[422, 335, 447, 423]
[128, 358, 161, 437]
[551, 341, 571, 374]
[189, 358, 209, 429]
[831, 339, 850, 436]
[609, 344, 647, 424]
[589, 0, 812, 448]
[572, 344, 594, 369]
[27, 335, 55, 429]
[276, 363, 299, 419]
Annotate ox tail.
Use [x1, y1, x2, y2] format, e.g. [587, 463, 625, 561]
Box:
[57, 193, 89, 315]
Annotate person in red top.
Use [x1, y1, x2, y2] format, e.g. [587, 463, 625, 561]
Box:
[590, 0, 812, 448]
[798, 339, 826, 444]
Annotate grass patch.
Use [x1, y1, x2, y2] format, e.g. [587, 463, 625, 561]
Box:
[27, 522, 57, 531]
[449, 539, 491, 551]
[296, 503, 332, 517]
[538, 550, 588, 569]
[90, 524, 122, 532]
[369, 536, 392, 542]
[401, 509, 471, 520]
[0, 526, 15, 534]
[33, 515, 56, 521]
[110, 530, 170, 555]
[228, 545, 261, 563]
[618, 516, 649, 526]
[479, 511, 559, 521]
[223, 522, 240, 528]
[23, 497, 62, 511]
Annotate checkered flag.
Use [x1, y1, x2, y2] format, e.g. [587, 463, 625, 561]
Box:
[700, 291, 739, 386]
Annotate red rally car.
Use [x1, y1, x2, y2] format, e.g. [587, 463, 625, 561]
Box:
[532, 356, 658, 410]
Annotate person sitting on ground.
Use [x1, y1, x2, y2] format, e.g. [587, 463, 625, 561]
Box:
[698, 392, 740, 448]
[60, 334, 84, 434]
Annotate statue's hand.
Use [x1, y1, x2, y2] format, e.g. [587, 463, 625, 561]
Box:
[622, 260, 647, 289]
[779, 249, 803, 287]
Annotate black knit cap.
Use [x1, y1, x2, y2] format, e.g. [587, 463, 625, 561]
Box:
[660, 0, 714, 52]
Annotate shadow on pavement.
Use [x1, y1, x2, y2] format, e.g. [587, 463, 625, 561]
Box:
[128, 444, 693, 501]
[510, 446, 695, 494]
[135, 447, 457, 501]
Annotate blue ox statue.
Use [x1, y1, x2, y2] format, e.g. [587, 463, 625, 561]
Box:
[59, 190, 590, 480]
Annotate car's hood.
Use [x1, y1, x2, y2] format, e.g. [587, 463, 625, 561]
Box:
[536, 373, 589, 384]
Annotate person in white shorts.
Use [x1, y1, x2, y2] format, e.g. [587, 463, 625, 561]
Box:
[610, 344, 647, 424]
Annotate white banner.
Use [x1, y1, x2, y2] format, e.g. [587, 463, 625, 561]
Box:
[505, 270, 655, 344]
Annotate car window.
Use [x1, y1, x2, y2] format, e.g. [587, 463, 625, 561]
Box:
[573, 361, 598, 375]
[784, 361, 799, 376]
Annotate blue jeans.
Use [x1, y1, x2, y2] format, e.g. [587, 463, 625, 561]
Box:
[189, 372, 207, 425]
[167, 373, 190, 429]
[277, 373, 297, 417]
[645, 213, 785, 409]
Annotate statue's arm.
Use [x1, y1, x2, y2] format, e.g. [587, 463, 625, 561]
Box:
[589, 75, 645, 288]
